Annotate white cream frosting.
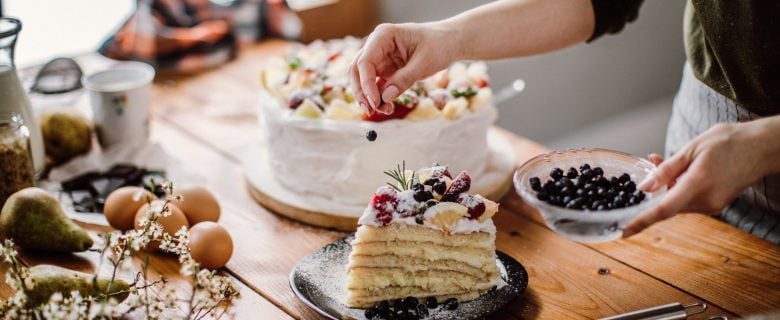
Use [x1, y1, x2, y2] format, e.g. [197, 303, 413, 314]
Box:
[258, 90, 497, 206]
[357, 208, 497, 235]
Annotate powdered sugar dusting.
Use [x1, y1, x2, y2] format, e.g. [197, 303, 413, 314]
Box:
[290, 237, 528, 319]
[395, 190, 420, 214]
[459, 194, 481, 207]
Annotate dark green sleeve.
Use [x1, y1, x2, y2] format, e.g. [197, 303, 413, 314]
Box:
[588, 0, 644, 42]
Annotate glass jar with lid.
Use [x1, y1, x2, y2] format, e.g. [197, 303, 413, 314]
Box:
[0, 111, 35, 206]
[0, 17, 45, 176]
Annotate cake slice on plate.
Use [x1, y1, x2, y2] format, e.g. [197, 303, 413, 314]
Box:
[346, 164, 502, 308]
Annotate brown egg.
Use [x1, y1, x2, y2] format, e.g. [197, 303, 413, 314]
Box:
[134, 200, 189, 250]
[104, 187, 156, 231]
[188, 221, 233, 269]
[176, 186, 221, 225]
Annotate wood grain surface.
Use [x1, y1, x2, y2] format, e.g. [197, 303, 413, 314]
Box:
[0, 221, 291, 319]
[2, 40, 779, 320]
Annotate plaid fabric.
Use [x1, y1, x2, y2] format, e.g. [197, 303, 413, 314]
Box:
[99, 0, 299, 73]
[667, 63, 780, 245]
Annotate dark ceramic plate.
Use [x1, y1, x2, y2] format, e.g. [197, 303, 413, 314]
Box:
[289, 235, 528, 320]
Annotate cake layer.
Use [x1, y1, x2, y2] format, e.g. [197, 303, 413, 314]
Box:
[349, 241, 495, 269]
[259, 92, 497, 206]
[347, 255, 498, 278]
[353, 224, 495, 248]
[347, 268, 497, 290]
[346, 288, 486, 309]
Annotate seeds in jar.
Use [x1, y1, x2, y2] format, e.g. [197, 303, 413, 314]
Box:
[0, 137, 34, 205]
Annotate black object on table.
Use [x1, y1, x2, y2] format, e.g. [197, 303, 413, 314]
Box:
[61, 163, 166, 212]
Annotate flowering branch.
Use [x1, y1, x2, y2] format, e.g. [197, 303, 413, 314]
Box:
[0, 182, 240, 319]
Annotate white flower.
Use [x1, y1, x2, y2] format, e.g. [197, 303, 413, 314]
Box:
[0, 199, 241, 320]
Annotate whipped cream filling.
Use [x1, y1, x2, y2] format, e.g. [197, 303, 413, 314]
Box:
[259, 90, 497, 206]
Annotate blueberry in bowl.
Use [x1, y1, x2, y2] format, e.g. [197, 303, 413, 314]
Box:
[514, 148, 666, 243]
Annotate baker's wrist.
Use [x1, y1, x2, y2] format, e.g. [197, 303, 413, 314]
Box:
[746, 116, 780, 175]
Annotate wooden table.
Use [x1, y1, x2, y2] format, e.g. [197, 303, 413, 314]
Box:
[3, 40, 779, 319]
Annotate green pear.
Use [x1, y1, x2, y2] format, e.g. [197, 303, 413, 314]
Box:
[25, 265, 130, 306]
[39, 111, 92, 164]
[0, 187, 93, 252]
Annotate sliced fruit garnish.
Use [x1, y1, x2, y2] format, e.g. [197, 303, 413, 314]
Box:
[424, 202, 468, 232]
[469, 88, 493, 111]
[428, 89, 452, 110]
[458, 194, 497, 221]
[322, 86, 346, 104]
[326, 51, 342, 62]
[370, 187, 398, 226]
[293, 99, 322, 118]
[441, 171, 471, 202]
[457, 194, 485, 220]
[324, 99, 359, 120]
[405, 98, 441, 121]
[434, 166, 453, 179]
[418, 166, 451, 185]
[362, 91, 419, 122]
[362, 102, 415, 122]
[441, 97, 468, 119]
[480, 196, 499, 223]
[467, 62, 488, 83]
[287, 88, 315, 109]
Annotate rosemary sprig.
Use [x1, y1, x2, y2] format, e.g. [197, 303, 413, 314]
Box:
[384, 161, 415, 191]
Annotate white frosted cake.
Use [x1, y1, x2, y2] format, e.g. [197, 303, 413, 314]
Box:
[258, 38, 502, 208]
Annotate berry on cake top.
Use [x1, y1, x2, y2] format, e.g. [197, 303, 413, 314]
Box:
[259, 38, 493, 122]
[359, 163, 499, 234]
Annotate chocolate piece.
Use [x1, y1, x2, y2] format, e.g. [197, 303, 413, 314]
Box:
[61, 166, 166, 213]
[105, 163, 138, 178]
[61, 172, 101, 192]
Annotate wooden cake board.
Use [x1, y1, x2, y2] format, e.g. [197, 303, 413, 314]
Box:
[244, 128, 517, 231]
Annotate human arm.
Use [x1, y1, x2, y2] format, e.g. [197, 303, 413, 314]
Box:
[350, 0, 595, 114]
[350, 0, 643, 114]
[623, 115, 780, 237]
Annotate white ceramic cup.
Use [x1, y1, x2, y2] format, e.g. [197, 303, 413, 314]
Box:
[83, 62, 155, 149]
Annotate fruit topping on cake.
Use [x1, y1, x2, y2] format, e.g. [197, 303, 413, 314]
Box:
[259, 38, 492, 121]
[365, 162, 498, 233]
[347, 163, 502, 309]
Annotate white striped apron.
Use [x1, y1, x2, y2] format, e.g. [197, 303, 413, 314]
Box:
[666, 63, 780, 245]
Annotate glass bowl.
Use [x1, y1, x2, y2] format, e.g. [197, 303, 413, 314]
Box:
[513, 148, 666, 243]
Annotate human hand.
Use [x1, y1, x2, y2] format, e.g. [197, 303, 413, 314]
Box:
[349, 23, 459, 114]
[623, 122, 774, 237]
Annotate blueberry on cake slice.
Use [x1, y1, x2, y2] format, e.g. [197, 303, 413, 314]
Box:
[346, 164, 502, 308]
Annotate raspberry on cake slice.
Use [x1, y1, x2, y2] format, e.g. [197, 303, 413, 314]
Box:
[346, 163, 502, 309]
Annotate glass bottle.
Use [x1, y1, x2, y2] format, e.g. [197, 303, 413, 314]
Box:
[0, 112, 35, 206]
[0, 17, 44, 176]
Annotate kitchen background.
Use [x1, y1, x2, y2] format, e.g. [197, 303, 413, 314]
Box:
[5, 0, 686, 157]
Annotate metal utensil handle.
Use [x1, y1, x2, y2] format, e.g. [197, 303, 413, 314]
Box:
[599, 302, 707, 320]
